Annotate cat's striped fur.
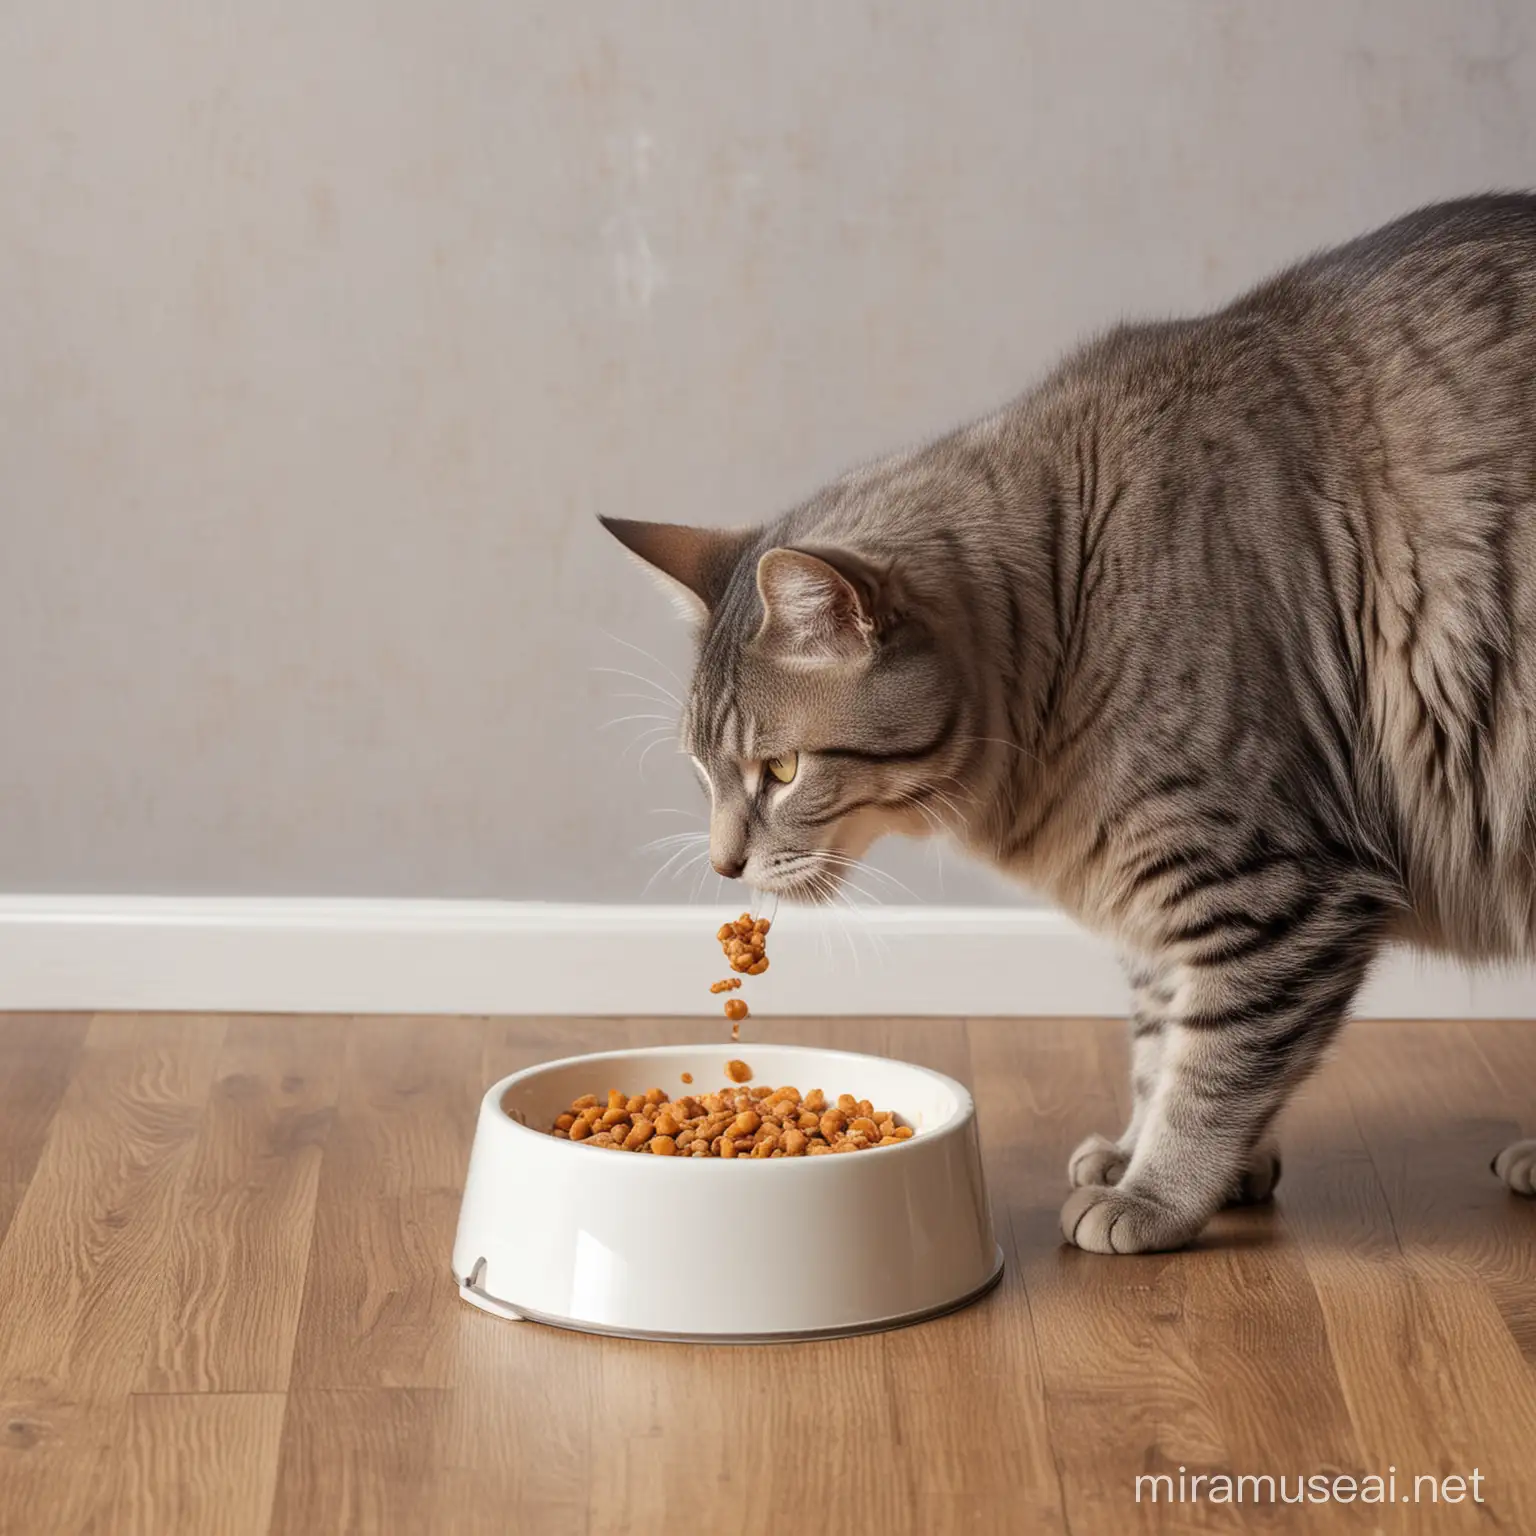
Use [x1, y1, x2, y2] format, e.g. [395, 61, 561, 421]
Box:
[602, 194, 1536, 1252]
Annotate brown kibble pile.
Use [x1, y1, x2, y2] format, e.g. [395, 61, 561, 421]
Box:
[548, 1083, 915, 1157]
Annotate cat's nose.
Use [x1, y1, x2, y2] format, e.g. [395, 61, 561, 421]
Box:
[711, 853, 746, 879]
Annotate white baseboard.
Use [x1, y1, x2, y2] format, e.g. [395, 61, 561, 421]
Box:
[0, 897, 1532, 1019]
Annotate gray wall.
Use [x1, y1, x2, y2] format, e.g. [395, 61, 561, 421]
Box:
[3, 2, 1535, 902]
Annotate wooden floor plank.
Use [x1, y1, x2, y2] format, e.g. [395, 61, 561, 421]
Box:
[267, 1388, 449, 1535]
[436, 1312, 595, 1533]
[138, 1016, 347, 1394]
[0, 1015, 225, 1533]
[109, 1393, 287, 1536]
[1309, 1022, 1536, 1529]
[0, 1390, 128, 1536]
[1463, 1020, 1536, 1363]
[972, 1018, 1233, 1535]
[0, 1013, 92, 1246]
[583, 1332, 916, 1533]
[0, 1015, 225, 1396]
[286, 1016, 486, 1391]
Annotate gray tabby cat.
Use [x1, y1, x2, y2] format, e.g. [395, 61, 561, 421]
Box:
[602, 194, 1536, 1254]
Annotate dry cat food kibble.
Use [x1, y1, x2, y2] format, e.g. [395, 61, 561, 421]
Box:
[713, 912, 769, 1030]
[718, 913, 770, 975]
[724, 1057, 752, 1082]
[548, 1081, 916, 1157]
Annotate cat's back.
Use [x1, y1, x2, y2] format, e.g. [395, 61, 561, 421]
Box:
[1029, 197, 1536, 959]
[1264, 193, 1536, 424]
[1282, 191, 1536, 296]
[1049, 194, 1536, 557]
[1055, 195, 1536, 409]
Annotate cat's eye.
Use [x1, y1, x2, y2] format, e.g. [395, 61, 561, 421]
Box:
[766, 752, 798, 785]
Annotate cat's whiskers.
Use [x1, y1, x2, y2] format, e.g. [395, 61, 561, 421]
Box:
[823, 871, 886, 907]
[928, 771, 985, 810]
[812, 850, 919, 903]
[922, 781, 982, 831]
[884, 786, 957, 839]
[837, 886, 889, 964]
[646, 838, 702, 883]
[689, 847, 719, 902]
[808, 857, 891, 964]
[591, 666, 683, 709]
[675, 847, 714, 900]
[804, 867, 862, 977]
[599, 630, 687, 690]
[641, 839, 709, 898]
[619, 725, 676, 764]
[600, 712, 675, 732]
[638, 831, 708, 854]
[636, 737, 686, 776]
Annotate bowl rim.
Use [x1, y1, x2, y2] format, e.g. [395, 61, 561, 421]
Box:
[482, 1041, 978, 1168]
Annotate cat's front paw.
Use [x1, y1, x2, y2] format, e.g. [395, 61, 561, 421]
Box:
[1068, 1132, 1128, 1188]
[1493, 1139, 1536, 1196]
[1060, 1184, 1203, 1254]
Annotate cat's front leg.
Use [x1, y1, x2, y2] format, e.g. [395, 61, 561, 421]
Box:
[1061, 891, 1383, 1254]
[1068, 959, 1284, 1204]
[1068, 958, 1169, 1189]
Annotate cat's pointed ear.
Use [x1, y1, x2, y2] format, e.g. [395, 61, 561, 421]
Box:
[752, 546, 894, 667]
[599, 517, 753, 624]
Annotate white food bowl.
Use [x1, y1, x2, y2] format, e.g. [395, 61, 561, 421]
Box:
[453, 1042, 1003, 1342]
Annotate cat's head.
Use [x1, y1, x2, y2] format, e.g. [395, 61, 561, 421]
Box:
[602, 515, 972, 901]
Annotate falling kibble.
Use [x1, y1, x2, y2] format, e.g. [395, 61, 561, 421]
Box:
[716, 913, 770, 976]
[712, 913, 769, 1039]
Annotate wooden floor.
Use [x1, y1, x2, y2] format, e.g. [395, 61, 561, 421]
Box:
[0, 1014, 1532, 1534]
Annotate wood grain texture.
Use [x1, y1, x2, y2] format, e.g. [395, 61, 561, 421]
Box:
[0, 1016, 225, 1396]
[109, 1393, 286, 1536]
[0, 1012, 1531, 1536]
[0, 1013, 91, 1245]
[0, 1015, 225, 1531]
[138, 1016, 346, 1394]
[286, 1016, 486, 1392]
